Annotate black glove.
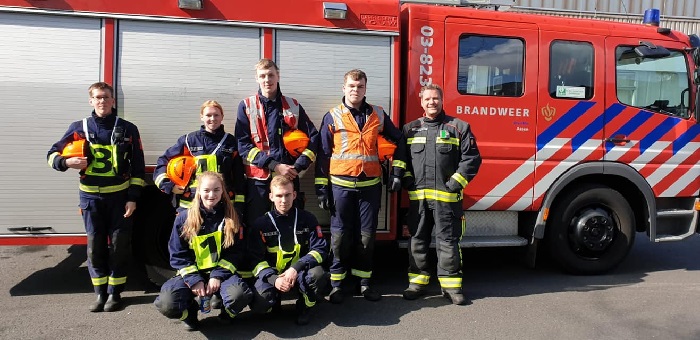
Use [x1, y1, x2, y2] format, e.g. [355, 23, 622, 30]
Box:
[445, 179, 463, 193]
[316, 184, 331, 211]
[402, 175, 415, 190]
[388, 175, 402, 193]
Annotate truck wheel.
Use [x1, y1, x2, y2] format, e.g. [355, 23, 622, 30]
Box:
[133, 185, 176, 286]
[546, 184, 635, 274]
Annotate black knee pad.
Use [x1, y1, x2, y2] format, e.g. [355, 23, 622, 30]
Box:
[154, 294, 183, 319]
[437, 240, 460, 273]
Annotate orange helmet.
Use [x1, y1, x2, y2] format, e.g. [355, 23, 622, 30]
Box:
[167, 156, 197, 188]
[377, 135, 396, 161]
[61, 133, 86, 158]
[283, 129, 309, 158]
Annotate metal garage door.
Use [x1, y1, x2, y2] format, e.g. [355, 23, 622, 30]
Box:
[117, 21, 261, 164]
[275, 30, 393, 229]
[0, 12, 102, 234]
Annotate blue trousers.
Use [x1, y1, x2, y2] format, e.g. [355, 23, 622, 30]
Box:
[272, 266, 325, 307]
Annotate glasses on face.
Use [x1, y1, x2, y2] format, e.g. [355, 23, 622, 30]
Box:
[92, 96, 112, 101]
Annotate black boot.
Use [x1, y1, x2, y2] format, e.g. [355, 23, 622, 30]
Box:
[402, 285, 427, 300]
[104, 293, 123, 312]
[328, 287, 344, 304]
[295, 299, 311, 326]
[181, 303, 200, 331]
[442, 289, 468, 305]
[89, 294, 108, 313]
[360, 285, 381, 302]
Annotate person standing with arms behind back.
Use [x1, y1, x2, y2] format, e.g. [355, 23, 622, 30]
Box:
[315, 69, 405, 304]
[236, 58, 319, 228]
[46, 82, 146, 312]
[401, 84, 481, 305]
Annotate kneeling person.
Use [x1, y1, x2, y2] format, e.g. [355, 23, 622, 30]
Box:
[252, 175, 328, 325]
[155, 172, 253, 330]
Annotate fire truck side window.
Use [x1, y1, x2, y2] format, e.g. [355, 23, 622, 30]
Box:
[615, 47, 691, 118]
[549, 41, 594, 100]
[457, 35, 524, 97]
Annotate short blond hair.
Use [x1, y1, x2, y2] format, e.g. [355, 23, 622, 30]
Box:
[255, 58, 279, 72]
[88, 82, 114, 97]
[270, 174, 293, 191]
[344, 69, 367, 84]
[419, 84, 443, 100]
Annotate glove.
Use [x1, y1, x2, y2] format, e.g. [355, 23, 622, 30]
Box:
[316, 185, 331, 211]
[445, 179, 463, 193]
[401, 175, 415, 190]
[388, 175, 402, 193]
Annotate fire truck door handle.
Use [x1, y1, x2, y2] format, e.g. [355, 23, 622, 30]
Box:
[606, 135, 631, 145]
[7, 226, 53, 232]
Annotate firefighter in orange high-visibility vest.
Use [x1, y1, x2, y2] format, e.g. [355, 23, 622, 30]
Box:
[400, 84, 481, 305]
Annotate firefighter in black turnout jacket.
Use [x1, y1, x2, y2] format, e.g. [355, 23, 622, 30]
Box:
[400, 84, 481, 305]
[251, 175, 328, 325]
[47, 82, 146, 313]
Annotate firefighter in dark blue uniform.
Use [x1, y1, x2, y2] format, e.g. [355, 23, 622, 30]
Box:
[250, 175, 328, 325]
[315, 69, 405, 303]
[400, 84, 481, 305]
[154, 172, 263, 330]
[154, 100, 245, 217]
[47, 82, 146, 312]
[235, 58, 319, 229]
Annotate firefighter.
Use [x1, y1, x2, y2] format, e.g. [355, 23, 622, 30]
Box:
[235, 58, 319, 228]
[154, 172, 258, 330]
[250, 175, 328, 325]
[400, 84, 481, 305]
[315, 69, 405, 303]
[154, 100, 245, 218]
[46, 82, 146, 312]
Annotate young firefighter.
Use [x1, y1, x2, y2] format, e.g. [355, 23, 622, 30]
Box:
[154, 100, 245, 217]
[251, 175, 328, 325]
[401, 84, 481, 305]
[47, 82, 145, 312]
[154, 172, 255, 330]
[315, 69, 405, 303]
[235, 58, 319, 228]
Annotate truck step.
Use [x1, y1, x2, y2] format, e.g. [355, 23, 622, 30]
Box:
[397, 235, 528, 248]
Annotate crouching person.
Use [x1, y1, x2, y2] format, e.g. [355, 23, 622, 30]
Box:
[155, 171, 252, 330]
[251, 175, 329, 325]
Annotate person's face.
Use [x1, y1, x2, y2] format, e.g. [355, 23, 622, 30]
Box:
[199, 176, 223, 211]
[420, 89, 443, 118]
[343, 77, 366, 108]
[256, 68, 279, 97]
[200, 106, 223, 133]
[89, 89, 115, 117]
[269, 183, 296, 215]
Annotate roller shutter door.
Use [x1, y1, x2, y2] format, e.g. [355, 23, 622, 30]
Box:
[275, 30, 393, 229]
[0, 12, 101, 234]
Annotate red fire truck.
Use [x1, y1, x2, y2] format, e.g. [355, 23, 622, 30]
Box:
[1, 0, 698, 280]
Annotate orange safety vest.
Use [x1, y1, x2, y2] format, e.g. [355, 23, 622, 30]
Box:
[243, 94, 300, 180]
[328, 103, 385, 177]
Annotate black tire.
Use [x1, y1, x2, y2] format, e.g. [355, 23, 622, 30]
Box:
[546, 184, 635, 274]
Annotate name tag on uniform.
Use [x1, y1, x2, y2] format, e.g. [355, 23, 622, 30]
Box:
[439, 130, 450, 139]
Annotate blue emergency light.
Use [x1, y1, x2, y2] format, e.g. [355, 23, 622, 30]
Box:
[642, 8, 660, 26]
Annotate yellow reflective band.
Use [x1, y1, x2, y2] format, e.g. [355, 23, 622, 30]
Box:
[407, 137, 426, 144]
[48, 152, 60, 167]
[130, 178, 146, 187]
[178, 265, 199, 277]
[91, 276, 108, 286]
[436, 137, 459, 145]
[301, 149, 316, 162]
[403, 171, 413, 178]
[351, 268, 372, 279]
[330, 176, 380, 188]
[461, 216, 466, 238]
[179, 200, 193, 209]
[253, 261, 271, 277]
[154, 173, 167, 187]
[108, 276, 127, 286]
[301, 292, 315, 308]
[247, 148, 260, 163]
[180, 309, 189, 321]
[392, 160, 406, 169]
[267, 246, 280, 253]
[79, 181, 130, 194]
[234, 195, 245, 203]
[218, 259, 237, 273]
[408, 189, 462, 202]
[451, 173, 468, 188]
[225, 308, 237, 318]
[238, 271, 253, 279]
[330, 272, 346, 282]
[408, 273, 430, 285]
[308, 250, 323, 264]
[438, 277, 462, 289]
[315, 178, 329, 186]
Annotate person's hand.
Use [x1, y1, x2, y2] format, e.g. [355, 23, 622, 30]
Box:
[402, 175, 415, 190]
[445, 179, 463, 193]
[318, 195, 331, 210]
[206, 277, 221, 295]
[191, 281, 206, 297]
[282, 267, 298, 287]
[172, 185, 185, 195]
[275, 275, 291, 292]
[124, 201, 136, 218]
[388, 175, 402, 192]
[274, 164, 298, 180]
[65, 157, 88, 170]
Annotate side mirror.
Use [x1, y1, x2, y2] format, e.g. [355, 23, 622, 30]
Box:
[635, 41, 671, 59]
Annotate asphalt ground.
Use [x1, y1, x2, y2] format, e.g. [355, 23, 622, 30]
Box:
[2, 234, 700, 339]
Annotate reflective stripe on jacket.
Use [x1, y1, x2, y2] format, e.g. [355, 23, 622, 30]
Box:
[328, 104, 385, 177]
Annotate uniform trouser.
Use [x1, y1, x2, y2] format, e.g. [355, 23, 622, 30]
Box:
[79, 191, 133, 295]
[407, 199, 465, 292]
[330, 183, 381, 287]
[154, 272, 253, 319]
[245, 177, 304, 228]
[271, 266, 325, 308]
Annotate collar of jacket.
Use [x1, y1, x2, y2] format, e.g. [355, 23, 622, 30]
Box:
[341, 96, 371, 116]
[91, 108, 118, 127]
[422, 111, 446, 125]
[199, 125, 226, 139]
